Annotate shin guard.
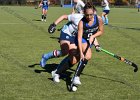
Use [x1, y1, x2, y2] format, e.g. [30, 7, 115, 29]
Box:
[76, 59, 88, 77]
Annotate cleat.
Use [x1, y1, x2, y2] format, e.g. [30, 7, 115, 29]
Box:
[73, 76, 81, 85]
[52, 70, 60, 83]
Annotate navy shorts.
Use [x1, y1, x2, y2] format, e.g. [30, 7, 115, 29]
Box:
[60, 31, 76, 44]
[138, 4, 140, 8]
[42, 6, 48, 10]
[60, 31, 93, 48]
[75, 38, 93, 48]
[103, 10, 110, 14]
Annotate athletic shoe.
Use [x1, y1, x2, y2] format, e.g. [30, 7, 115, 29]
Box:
[44, 19, 46, 22]
[51, 70, 60, 83]
[73, 76, 81, 85]
[40, 54, 47, 68]
[41, 19, 44, 21]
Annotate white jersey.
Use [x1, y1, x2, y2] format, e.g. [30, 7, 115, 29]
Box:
[61, 14, 83, 36]
[74, 0, 85, 13]
[102, 0, 110, 10]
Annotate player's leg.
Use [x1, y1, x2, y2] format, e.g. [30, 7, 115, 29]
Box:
[40, 40, 70, 68]
[105, 14, 108, 25]
[52, 41, 77, 82]
[105, 10, 110, 25]
[40, 31, 70, 67]
[40, 50, 62, 67]
[138, 4, 140, 12]
[43, 7, 48, 22]
[41, 8, 44, 21]
[72, 39, 92, 85]
[101, 11, 106, 24]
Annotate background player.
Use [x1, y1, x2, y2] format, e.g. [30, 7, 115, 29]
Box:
[72, 0, 85, 14]
[39, 0, 50, 22]
[101, 0, 110, 25]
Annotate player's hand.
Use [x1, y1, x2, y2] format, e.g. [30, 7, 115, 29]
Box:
[95, 45, 101, 52]
[38, 4, 43, 8]
[80, 52, 85, 61]
[89, 35, 95, 45]
[48, 23, 56, 34]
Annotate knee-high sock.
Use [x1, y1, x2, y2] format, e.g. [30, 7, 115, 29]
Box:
[44, 15, 47, 20]
[105, 16, 109, 24]
[56, 56, 73, 74]
[41, 14, 44, 19]
[102, 16, 105, 23]
[76, 59, 88, 77]
[43, 50, 62, 60]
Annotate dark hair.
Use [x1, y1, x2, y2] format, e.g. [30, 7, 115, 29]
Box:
[83, 2, 97, 13]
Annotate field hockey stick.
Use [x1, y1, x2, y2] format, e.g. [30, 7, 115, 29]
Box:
[100, 48, 138, 72]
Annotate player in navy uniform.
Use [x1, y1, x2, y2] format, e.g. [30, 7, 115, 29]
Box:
[51, 2, 104, 84]
[39, 0, 50, 22]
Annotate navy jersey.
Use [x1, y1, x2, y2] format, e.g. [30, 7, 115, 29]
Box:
[42, 0, 49, 6]
[82, 15, 99, 40]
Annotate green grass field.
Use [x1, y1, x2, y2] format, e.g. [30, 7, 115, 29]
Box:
[0, 6, 140, 100]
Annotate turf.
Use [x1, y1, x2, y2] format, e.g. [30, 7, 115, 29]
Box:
[0, 6, 140, 100]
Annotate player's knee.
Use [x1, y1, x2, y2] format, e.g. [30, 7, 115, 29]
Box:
[85, 55, 92, 61]
[70, 59, 77, 65]
[61, 50, 69, 56]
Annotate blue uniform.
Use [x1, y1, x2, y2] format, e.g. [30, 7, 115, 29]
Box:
[81, 15, 99, 47]
[42, 0, 49, 10]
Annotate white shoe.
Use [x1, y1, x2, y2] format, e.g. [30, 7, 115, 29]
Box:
[51, 70, 60, 83]
[73, 76, 81, 85]
[44, 19, 46, 22]
[41, 19, 44, 21]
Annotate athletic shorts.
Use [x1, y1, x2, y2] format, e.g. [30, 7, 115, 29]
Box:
[75, 38, 93, 48]
[60, 31, 93, 48]
[103, 10, 110, 14]
[42, 6, 48, 10]
[60, 31, 76, 44]
[138, 4, 140, 8]
[82, 38, 93, 48]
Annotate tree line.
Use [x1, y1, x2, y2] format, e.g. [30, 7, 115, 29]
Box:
[0, 0, 136, 5]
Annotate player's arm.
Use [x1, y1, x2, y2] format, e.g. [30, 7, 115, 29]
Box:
[48, 0, 50, 5]
[101, 0, 106, 7]
[48, 15, 68, 33]
[80, 1, 85, 8]
[89, 16, 104, 44]
[54, 15, 68, 25]
[39, 0, 43, 7]
[78, 20, 84, 60]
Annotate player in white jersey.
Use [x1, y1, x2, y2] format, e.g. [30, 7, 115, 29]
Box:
[101, 0, 110, 25]
[137, 0, 140, 12]
[72, 0, 85, 14]
[40, 14, 84, 68]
